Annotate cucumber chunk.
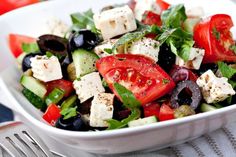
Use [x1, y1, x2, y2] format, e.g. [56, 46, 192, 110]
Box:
[183, 18, 200, 34]
[72, 49, 99, 78]
[20, 75, 47, 98]
[200, 103, 217, 112]
[128, 116, 157, 127]
[45, 88, 65, 106]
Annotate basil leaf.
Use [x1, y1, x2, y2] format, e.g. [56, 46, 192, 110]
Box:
[161, 4, 187, 28]
[218, 62, 236, 79]
[113, 83, 141, 108]
[60, 106, 77, 120]
[21, 43, 39, 53]
[71, 9, 99, 34]
[106, 108, 141, 130]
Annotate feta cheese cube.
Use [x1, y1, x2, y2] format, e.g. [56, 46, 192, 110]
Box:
[30, 55, 62, 82]
[134, 0, 162, 21]
[94, 5, 137, 40]
[73, 72, 105, 103]
[175, 48, 205, 70]
[128, 37, 160, 62]
[186, 7, 204, 18]
[196, 70, 235, 103]
[90, 93, 115, 127]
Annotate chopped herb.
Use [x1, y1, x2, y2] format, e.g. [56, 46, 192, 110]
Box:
[162, 79, 170, 84]
[104, 48, 112, 54]
[217, 62, 236, 79]
[60, 106, 78, 120]
[102, 78, 109, 88]
[212, 27, 220, 40]
[46, 51, 53, 58]
[21, 43, 39, 53]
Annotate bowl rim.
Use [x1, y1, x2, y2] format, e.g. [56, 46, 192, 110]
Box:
[0, 0, 236, 139]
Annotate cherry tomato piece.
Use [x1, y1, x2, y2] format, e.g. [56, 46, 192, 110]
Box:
[42, 104, 61, 126]
[143, 102, 161, 118]
[46, 79, 74, 97]
[159, 102, 174, 121]
[142, 11, 162, 26]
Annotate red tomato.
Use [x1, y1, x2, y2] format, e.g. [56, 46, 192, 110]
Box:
[46, 79, 74, 97]
[159, 102, 174, 121]
[142, 11, 162, 26]
[96, 54, 175, 105]
[169, 66, 198, 83]
[0, 0, 39, 15]
[143, 102, 161, 118]
[42, 104, 61, 126]
[8, 34, 36, 58]
[194, 14, 236, 63]
[156, 0, 170, 12]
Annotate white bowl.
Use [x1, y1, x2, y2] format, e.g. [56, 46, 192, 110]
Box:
[0, 0, 236, 155]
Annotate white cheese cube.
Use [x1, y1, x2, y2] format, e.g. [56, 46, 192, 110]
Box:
[134, 0, 162, 21]
[30, 55, 62, 82]
[94, 5, 137, 40]
[90, 93, 115, 127]
[128, 37, 160, 62]
[196, 70, 235, 103]
[175, 48, 205, 70]
[73, 72, 105, 103]
[186, 7, 204, 18]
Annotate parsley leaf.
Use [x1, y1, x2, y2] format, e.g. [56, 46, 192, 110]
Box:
[21, 43, 39, 53]
[217, 62, 236, 79]
[60, 106, 77, 120]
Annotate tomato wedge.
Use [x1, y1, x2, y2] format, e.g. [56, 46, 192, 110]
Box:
[8, 34, 36, 58]
[96, 54, 175, 105]
[156, 0, 170, 12]
[143, 102, 161, 118]
[159, 102, 174, 121]
[46, 79, 74, 97]
[42, 104, 61, 126]
[142, 11, 162, 26]
[194, 14, 236, 63]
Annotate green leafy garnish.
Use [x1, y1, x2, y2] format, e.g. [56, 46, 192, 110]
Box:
[71, 9, 99, 34]
[162, 78, 170, 84]
[21, 43, 39, 53]
[113, 83, 141, 108]
[104, 48, 112, 54]
[60, 106, 78, 120]
[217, 62, 236, 79]
[230, 44, 236, 54]
[212, 27, 220, 40]
[161, 4, 187, 28]
[46, 51, 53, 58]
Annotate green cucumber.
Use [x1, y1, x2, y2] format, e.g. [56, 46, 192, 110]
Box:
[22, 88, 46, 111]
[72, 49, 99, 78]
[183, 18, 200, 34]
[61, 95, 77, 111]
[200, 103, 217, 112]
[20, 75, 47, 98]
[45, 88, 65, 105]
[128, 116, 157, 127]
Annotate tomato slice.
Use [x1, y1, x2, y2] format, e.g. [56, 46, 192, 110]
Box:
[8, 34, 36, 58]
[156, 0, 170, 12]
[143, 102, 161, 118]
[96, 54, 175, 105]
[42, 104, 61, 126]
[0, 0, 39, 15]
[142, 11, 162, 26]
[159, 102, 174, 121]
[46, 79, 74, 97]
[194, 14, 236, 63]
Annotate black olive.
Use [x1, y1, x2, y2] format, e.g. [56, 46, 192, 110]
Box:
[157, 43, 176, 72]
[195, 63, 218, 76]
[61, 56, 71, 78]
[170, 80, 202, 110]
[37, 34, 68, 57]
[68, 29, 100, 52]
[22, 52, 42, 72]
[55, 114, 87, 131]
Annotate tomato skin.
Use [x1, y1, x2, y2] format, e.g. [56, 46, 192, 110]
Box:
[96, 54, 175, 105]
[0, 0, 39, 15]
[159, 102, 174, 121]
[142, 11, 162, 26]
[143, 102, 161, 118]
[8, 34, 36, 58]
[42, 104, 61, 126]
[46, 79, 74, 97]
[156, 0, 170, 12]
[193, 14, 236, 63]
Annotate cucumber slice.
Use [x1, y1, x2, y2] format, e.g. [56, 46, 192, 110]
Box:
[128, 116, 157, 127]
[45, 88, 65, 106]
[72, 49, 99, 78]
[183, 18, 200, 34]
[22, 88, 47, 111]
[200, 103, 217, 112]
[20, 75, 47, 98]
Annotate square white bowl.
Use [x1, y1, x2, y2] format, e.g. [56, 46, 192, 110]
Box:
[0, 0, 236, 155]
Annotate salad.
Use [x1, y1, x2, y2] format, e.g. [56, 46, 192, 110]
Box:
[8, 0, 236, 131]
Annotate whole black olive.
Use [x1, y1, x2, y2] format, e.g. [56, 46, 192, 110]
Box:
[68, 29, 100, 52]
[157, 43, 176, 72]
[55, 114, 87, 131]
[37, 34, 68, 57]
[170, 80, 202, 110]
[22, 52, 42, 72]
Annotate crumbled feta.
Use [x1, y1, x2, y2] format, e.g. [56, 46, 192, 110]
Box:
[93, 5, 137, 40]
[73, 72, 105, 103]
[45, 17, 69, 37]
[128, 37, 160, 62]
[196, 70, 235, 103]
[175, 48, 205, 70]
[30, 55, 62, 82]
[134, 0, 162, 21]
[90, 93, 115, 127]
